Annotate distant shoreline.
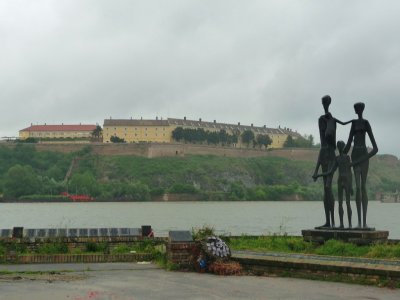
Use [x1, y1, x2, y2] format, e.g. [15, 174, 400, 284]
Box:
[0, 198, 383, 203]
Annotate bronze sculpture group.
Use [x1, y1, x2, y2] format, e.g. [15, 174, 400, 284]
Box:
[313, 96, 378, 230]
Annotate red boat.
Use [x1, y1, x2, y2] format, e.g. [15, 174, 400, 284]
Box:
[60, 192, 95, 202]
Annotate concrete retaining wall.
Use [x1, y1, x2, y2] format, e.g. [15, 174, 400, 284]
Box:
[232, 252, 400, 283]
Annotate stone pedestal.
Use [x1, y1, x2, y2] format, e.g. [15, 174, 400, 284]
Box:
[302, 228, 389, 245]
[167, 230, 195, 265]
[167, 241, 196, 265]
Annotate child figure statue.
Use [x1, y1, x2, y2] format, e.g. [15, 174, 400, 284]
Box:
[313, 141, 353, 228]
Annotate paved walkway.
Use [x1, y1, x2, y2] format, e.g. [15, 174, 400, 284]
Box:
[1, 262, 400, 300]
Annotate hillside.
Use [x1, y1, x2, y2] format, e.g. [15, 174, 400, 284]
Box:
[0, 144, 399, 201]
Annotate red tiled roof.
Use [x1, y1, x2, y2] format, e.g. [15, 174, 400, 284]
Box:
[20, 124, 97, 132]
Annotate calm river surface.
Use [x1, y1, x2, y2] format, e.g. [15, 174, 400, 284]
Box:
[0, 201, 399, 238]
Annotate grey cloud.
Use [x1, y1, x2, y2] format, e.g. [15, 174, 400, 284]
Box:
[0, 0, 399, 155]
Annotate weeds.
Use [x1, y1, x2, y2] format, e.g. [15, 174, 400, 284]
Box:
[228, 235, 313, 254]
[85, 242, 108, 253]
[228, 236, 400, 259]
[192, 226, 215, 240]
[36, 242, 68, 254]
[315, 240, 369, 257]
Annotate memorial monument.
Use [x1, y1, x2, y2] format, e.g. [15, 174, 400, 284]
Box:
[303, 96, 388, 244]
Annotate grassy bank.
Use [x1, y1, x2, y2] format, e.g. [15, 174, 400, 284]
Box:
[0, 144, 399, 201]
[227, 235, 400, 259]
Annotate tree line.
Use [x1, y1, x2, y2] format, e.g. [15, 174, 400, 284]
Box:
[172, 127, 273, 149]
[283, 134, 316, 148]
[0, 143, 396, 202]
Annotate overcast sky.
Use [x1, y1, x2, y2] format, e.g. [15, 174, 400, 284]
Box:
[1, 0, 399, 155]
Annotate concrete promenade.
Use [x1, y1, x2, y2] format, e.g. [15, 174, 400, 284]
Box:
[1, 262, 400, 300]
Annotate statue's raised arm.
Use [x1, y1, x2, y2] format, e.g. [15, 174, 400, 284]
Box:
[335, 118, 352, 126]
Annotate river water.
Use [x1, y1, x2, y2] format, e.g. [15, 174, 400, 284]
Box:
[0, 201, 399, 238]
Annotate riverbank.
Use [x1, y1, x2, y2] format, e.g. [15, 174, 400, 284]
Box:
[0, 193, 206, 203]
[3, 144, 400, 203]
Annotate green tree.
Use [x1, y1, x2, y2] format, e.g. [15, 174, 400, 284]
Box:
[68, 172, 100, 196]
[219, 130, 228, 146]
[308, 134, 314, 147]
[91, 125, 103, 142]
[13, 144, 36, 165]
[283, 135, 295, 147]
[256, 134, 273, 149]
[207, 131, 219, 145]
[172, 127, 184, 142]
[241, 130, 255, 147]
[45, 165, 65, 181]
[110, 136, 126, 143]
[229, 181, 246, 200]
[125, 182, 151, 201]
[228, 132, 239, 145]
[284, 135, 314, 148]
[4, 164, 40, 198]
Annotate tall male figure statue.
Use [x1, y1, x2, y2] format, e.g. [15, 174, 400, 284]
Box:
[313, 95, 340, 228]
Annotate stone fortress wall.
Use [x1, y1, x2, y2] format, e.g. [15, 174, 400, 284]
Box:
[4, 142, 319, 161]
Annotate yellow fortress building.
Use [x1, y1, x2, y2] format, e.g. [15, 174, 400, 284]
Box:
[103, 117, 301, 148]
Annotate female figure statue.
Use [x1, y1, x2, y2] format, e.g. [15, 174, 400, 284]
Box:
[344, 102, 378, 229]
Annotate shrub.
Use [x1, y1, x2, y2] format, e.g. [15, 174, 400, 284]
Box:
[125, 182, 151, 201]
[168, 183, 197, 194]
[228, 182, 246, 200]
[5, 241, 28, 254]
[85, 242, 108, 253]
[111, 245, 131, 254]
[36, 242, 68, 254]
[0, 243, 6, 255]
[192, 226, 215, 240]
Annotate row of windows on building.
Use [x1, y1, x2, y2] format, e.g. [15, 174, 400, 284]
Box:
[105, 127, 167, 131]
[30, 132, 88, 137]
[106, 133, 166, 137]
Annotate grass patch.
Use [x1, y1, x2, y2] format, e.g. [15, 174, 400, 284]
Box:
[314, 240, 369, 257]
[35, 242, 69, 254]
[228, 236, 400, 259]
[228, 235, 313, 254]
[85, 242, 108, 253]
[367, 243, 400, 259]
